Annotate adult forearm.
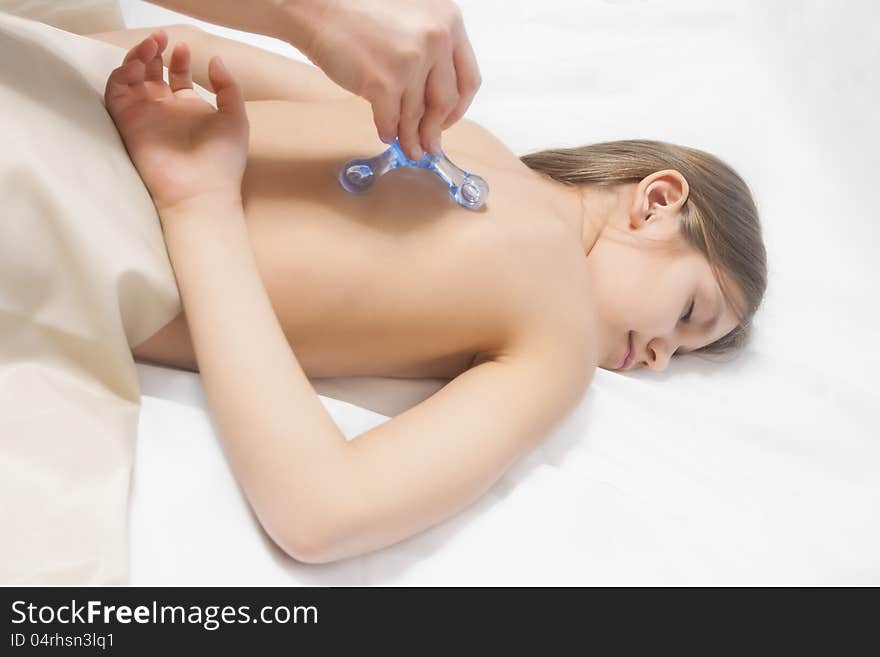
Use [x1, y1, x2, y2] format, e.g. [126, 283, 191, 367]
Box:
[158, 195, 348, 554]
[144, 0, 327, 49]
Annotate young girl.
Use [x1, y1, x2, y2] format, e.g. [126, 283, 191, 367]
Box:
[96, 27, 767, 564]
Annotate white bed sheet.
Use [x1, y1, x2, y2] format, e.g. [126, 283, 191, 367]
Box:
[122, 0, 880, 585]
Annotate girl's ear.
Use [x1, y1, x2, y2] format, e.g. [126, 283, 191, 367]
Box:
[627, 171, 691, 246]
[643, 169, 690, 217]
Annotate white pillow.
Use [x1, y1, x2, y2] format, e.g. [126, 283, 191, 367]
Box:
[0, 0, 124, 34]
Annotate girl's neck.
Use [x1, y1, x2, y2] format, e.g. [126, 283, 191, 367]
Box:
[535, 176, 624, 258]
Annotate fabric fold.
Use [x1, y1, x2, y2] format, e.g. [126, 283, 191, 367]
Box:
[0, 10, 182, 584]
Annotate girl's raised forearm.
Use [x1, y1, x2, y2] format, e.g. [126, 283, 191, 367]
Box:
[159, 195, 348, 553]
[104, 30, 351, 560]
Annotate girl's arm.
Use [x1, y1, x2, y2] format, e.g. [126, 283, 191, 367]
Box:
[103, 30, 352, 555]
[159, 196, 351, 557]
[87, 24, 357, 103]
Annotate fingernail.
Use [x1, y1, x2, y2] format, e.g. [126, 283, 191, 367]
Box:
[429, 139, 441, 154]
[412, 146, 424, 160]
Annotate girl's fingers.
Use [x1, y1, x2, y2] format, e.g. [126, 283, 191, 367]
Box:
[120, 57, 147, 90]
[123, 34, 157, 66]
[208, 56, 245, 118]
[107, 58, 144, 93]
[151, 29, 168, 52]
[169, 42, 193, 92]
[105, 64, 131, 105]
[104, 58, 147, 112]
[144, 30, 168, 82]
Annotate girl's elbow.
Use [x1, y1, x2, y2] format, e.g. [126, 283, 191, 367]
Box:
[279, 533, 332, 564]
[277, 511, 354, 565]
[271, 473, 365, 564]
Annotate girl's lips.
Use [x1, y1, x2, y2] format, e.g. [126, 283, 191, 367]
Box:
[620, 331, 633, 369]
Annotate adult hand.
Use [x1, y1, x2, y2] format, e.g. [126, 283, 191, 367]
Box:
[297, 0, 482, 161]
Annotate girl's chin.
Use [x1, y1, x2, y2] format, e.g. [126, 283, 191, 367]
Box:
[598, 359, 615, 372]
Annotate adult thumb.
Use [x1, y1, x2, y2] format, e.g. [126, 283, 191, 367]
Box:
[208, 56, 244, 117]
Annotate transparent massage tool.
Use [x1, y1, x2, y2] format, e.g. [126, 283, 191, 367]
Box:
[338, 138, 489, 210]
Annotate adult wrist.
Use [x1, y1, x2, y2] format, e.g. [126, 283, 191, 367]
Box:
[273, 0, 338, 58]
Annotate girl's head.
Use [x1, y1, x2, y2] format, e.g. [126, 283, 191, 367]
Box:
[521, 139, 767, 372]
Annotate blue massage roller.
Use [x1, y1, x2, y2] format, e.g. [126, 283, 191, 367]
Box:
[338, 138, 489, 210]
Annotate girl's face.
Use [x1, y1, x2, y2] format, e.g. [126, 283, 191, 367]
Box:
[578, 171, 744, 372]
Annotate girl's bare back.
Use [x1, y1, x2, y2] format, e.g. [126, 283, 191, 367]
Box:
[133, 97, 596, 381]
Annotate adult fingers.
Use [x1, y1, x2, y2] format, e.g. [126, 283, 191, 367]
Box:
[371, 85, 401, 145]
[398, 69, 428, 161]
[419, 57, 459, 155]
[441, 33, 482, 130]
[168, 42, 193, 93]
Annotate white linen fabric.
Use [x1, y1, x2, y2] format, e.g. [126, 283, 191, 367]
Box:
[0, 0, 124, 33]
[0, 9, 180, 584]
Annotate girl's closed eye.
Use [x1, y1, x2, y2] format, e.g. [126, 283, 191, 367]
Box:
[681, 298, 695, 323]
[674, 299, 697, 356]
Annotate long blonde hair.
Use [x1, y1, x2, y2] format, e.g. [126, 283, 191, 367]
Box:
[521, 139, 767, 356]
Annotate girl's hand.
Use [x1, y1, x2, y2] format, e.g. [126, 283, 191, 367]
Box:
[104, 30, 250, 213]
